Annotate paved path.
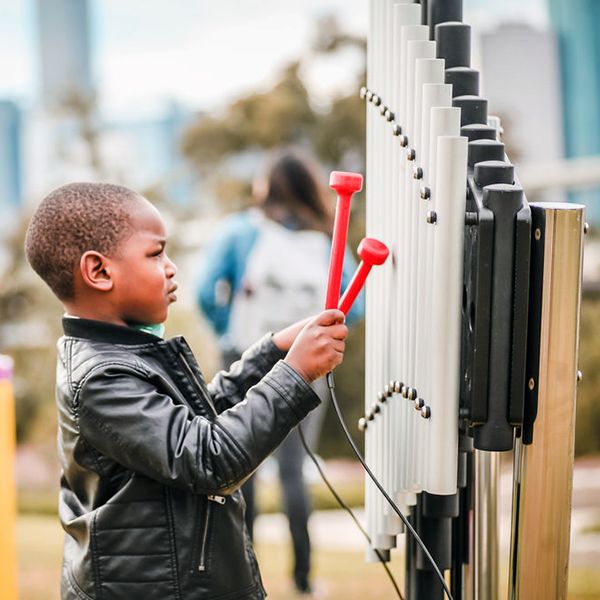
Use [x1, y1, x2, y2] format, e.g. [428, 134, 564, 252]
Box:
[255, 458, 600, 568]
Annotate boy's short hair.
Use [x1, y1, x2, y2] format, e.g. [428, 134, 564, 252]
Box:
[25, 182, 141, 300]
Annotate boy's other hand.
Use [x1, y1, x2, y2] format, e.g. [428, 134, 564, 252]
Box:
[272, 316, 312, 352]
[284, 309, 348, 383]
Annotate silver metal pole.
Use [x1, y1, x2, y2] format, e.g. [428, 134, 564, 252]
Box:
[474, 450, 499, 600]
[509, 202, 585, 600]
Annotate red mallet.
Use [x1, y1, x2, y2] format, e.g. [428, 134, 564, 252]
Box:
[338, 237, 389, 315]
[325, 171, 364, 309]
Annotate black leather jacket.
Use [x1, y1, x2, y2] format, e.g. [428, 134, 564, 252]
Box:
[56, 318, 320, 600]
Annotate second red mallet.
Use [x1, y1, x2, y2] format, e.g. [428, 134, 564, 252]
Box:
[325, 171, 364, 310]
[338, 237, 389, 315]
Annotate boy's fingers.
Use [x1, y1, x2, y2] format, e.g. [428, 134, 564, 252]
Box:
[327, 323, 348, 340]
[315, 309, 345, 326]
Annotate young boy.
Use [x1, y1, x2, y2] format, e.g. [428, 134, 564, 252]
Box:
[24, 182, 347, 600]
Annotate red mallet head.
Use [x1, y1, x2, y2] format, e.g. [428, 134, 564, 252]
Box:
[325, 171, 364, 309]
[329, 171, 364, 195]
[338, 237, 389, 315]
[357, 237, 389, 266]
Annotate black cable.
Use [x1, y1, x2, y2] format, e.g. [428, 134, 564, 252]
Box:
[326, 371, 455, 600]
[297, 423, 404, 600]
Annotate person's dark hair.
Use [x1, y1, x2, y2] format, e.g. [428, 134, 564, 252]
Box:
[256, 149, 334, 234]
[24, 182, 141, 300]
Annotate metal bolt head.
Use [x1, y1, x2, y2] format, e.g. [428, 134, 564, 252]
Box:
[377, 391, 385, 403]
[528, 378, 535, 391]
[577, 370, 583, 382]
[413, 167, 423, 180]
[399, 135, 408, 147]
[392, 123, 402, 136]
[379, 104, 387, 115]
[393, 380, 403, 393]
[385, 110, 394, 122]
[534, 228, 542, 241]
[384, 384, 392, 397]
[358, 417, 368, 432]
[371, 402, 381, 415]
[414, 397, 425, 410]
[406, 148, 416, 161]
[426, 210, 437, 224]
[584, 222, 590, 234]
[359, 87, 368, 100]
[421, 406, 431, 419]
[366, 90, 373, 102]
[408, 387, 417, 401]
[401, 385, 408, 398]
[366, 410, 374, 421]
[465, 212, 478, 226]
[420, 186, 431, 200]
[372, 95, 381, 107]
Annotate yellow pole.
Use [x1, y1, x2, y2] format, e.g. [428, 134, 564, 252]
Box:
[0, 354, 18, 599]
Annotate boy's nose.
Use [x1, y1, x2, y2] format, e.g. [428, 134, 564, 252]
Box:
[166, 256, 177, 277]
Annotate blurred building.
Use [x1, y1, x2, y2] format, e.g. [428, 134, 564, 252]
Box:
[480, 23, 565, 203]
[548, 0, 600, 223]
[0, 101, 23, 211]
[36, 0, 93, 112]
[23, 0, 197, 208]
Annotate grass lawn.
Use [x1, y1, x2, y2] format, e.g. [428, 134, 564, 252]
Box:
[16, 514, 600, 599]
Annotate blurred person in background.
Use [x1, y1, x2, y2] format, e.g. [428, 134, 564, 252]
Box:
[196, 148, 364, 596]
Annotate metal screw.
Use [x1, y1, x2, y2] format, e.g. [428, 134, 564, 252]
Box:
[534, 228, 542, 241]
[372, 94, 381, 106]
[358, 417, 367, 432]
[385, 109, 394, 122]
[401, 385, 408, 398]
[421, 406, 431, 419]
[366, 90, 373, 102]
[371, 402, 381, 415]
[384, 384, 393, 397]
[408, 387, 417, 401]
[420, 187, 431, 200]
[366, 410, 375, 421]
[577, 370, 583, 382]
[377, 391, 385, 403]
[399, 135, 409, 147]
[392, 123, 402, 136]
[426, 210, 437, 224]
[406, 148, 416, 161]
[379, 104, 387, 115]
[528, 378, 535, 391]
[465, 212, 478, 226]
[414, 397, 425, 410]
[393, 380, 403, 393]
[584, 222, 590, 234]
[359, 87, 368, 100]
[413, 167, 423, 180]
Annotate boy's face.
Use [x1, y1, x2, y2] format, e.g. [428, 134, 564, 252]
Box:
[109, 198, 178, 326]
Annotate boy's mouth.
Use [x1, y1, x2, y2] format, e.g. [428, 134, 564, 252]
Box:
[168, 284, 178, 302]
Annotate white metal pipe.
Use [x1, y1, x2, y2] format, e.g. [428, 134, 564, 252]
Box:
[426, 134, 467, 495]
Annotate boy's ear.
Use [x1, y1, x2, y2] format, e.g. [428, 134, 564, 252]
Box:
[79, 251, 113, 292]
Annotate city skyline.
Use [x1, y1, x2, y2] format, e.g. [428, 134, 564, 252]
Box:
[1, 0, 548, 119]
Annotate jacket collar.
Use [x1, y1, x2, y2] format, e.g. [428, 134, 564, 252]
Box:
[62, 317, 163, 345]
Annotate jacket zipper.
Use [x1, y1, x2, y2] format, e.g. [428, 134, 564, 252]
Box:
[179, 352, 218, 416]
[198, 501, 212, 572]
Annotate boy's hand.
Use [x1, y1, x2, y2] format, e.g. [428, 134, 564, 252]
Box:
[284, 310, 348, 383]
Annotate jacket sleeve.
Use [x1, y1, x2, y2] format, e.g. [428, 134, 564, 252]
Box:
[78, 360, 320, 496]
[196, 213, 259, 337]
[208, 333, 287, 413]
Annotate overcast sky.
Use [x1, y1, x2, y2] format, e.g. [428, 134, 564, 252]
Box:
[0, 0, 548, 118]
